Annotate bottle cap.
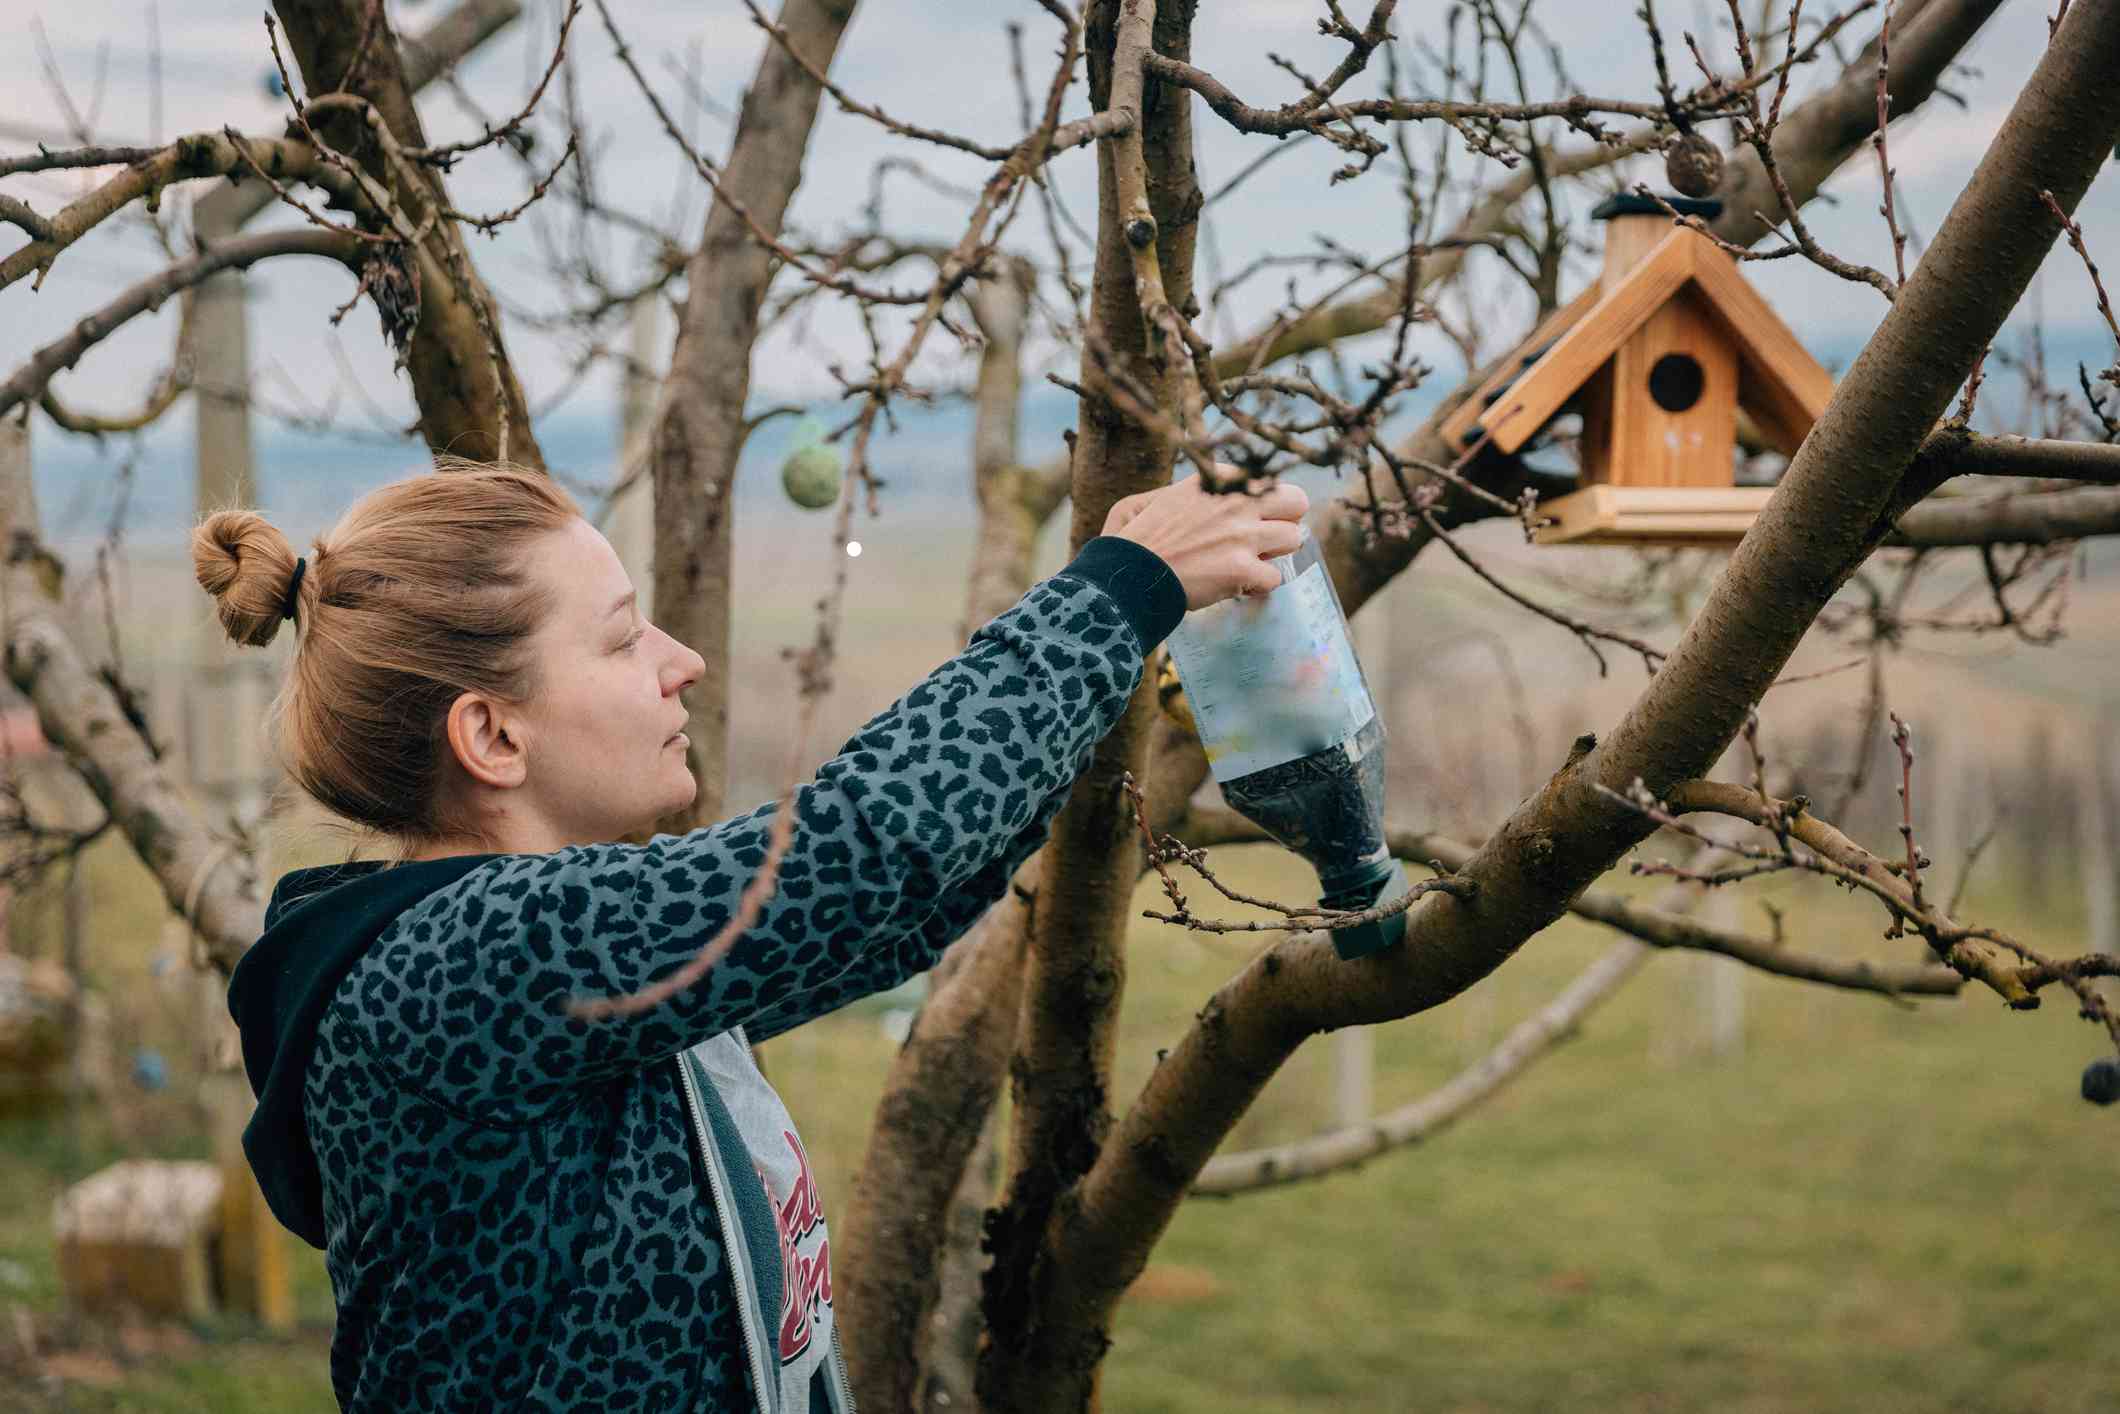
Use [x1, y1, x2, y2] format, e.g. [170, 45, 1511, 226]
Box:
[1318, 855, 1410, 960]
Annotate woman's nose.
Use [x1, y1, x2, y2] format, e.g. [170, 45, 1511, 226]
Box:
[663, 633, 705, 694]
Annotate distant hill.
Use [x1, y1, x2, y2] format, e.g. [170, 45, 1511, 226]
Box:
[33, 325, 2112, 548]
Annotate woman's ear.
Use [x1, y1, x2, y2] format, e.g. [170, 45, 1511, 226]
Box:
[443, 692, 529, 790]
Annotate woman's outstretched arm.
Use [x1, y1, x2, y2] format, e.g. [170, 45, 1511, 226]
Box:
[338, 539, 1185, 1117]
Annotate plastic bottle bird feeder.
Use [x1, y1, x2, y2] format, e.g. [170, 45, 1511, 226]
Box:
[1160, 527, 1407, 961]
[1439, 194, 1836, 546]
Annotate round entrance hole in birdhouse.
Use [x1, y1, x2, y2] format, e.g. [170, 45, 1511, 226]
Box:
[1648, 352, 1705, 412]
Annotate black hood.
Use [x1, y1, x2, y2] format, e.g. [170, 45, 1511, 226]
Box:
[228, 854, 496, 1249]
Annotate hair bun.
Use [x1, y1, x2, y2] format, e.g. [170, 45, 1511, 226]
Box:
[192, 510, 301, 647]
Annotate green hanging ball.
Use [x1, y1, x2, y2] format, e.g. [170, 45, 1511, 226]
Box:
[781, 442, 844, 510]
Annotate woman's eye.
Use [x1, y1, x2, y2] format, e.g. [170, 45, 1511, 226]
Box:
[621, 629, 646, 652]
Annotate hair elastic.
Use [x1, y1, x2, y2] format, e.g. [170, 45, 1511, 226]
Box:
[281, 556, 308, 623]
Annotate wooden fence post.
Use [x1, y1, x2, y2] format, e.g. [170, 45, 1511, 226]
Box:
[2082, 715, 2119, 957]
[178, 1, 525, 1330]
[609, 294, 660, 616]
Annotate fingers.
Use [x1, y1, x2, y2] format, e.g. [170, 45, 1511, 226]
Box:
[1236, 555, 1285, 599]
[1103, 489, 1153, 536]
[1107, 469, 1310, 611]
[1192, 467, 1307, 521]
[1253, 480, 1310, 523]
[1253, 518, 1304, 560]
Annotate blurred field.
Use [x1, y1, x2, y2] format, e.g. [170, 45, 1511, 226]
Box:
[2, 831, 2116, 1412]
[1, 522, 2117, 1410]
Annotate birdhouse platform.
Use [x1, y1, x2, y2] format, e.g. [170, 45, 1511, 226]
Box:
[1442, 195, 1834, 546]
[1530, 484, 1777, 546]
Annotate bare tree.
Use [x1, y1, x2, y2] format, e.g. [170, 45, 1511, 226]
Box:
[5, 1, 2120, 1410]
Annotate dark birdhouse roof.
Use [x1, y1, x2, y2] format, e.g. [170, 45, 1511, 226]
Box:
[1588, 192, 1725, 222]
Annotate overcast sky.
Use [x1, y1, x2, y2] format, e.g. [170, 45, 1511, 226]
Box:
[6, 0, 2116, 483]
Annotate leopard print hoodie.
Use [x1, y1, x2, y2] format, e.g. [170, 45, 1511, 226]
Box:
[227, 537, 1186, 1413]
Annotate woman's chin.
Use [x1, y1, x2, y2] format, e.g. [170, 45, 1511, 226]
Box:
[663, 768, 699, 811]
[604, 780, 696, 844]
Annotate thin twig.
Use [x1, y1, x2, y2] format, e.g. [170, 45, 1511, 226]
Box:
[1872, 0, 1908, 287]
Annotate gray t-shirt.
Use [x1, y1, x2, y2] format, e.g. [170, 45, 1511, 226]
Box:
[694, 1030, 836, 1409]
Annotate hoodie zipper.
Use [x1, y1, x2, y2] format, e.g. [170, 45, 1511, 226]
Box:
[677, 1051, 774, 1414]
[829, 1323, 858, 1412]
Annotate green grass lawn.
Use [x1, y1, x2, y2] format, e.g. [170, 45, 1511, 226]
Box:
[2, 837, 2115, 1411]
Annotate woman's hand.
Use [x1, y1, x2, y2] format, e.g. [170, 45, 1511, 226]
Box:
[1103, 469, 1311, 610]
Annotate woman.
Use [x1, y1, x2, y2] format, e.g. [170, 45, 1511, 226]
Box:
[198, 460, 1306, 1413]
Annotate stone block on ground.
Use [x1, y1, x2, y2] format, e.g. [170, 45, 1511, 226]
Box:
[52, 1159, 222, 1322]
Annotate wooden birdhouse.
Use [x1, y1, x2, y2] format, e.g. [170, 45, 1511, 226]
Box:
[1440, 194, 1835, 545]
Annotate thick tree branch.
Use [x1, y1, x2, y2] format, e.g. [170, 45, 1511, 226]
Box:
[0, 229, 360, 423]
[1891, 486, 2120, 546]
[1181, 807, 1962, 999]
[0, 429, 262, 977]
[1933, 431, 2120, 484]
[191, 0, 524, 235]
[273, 0, 543, 467]
[998, 0, 1179, 1207]
[0, 134, 334, 291]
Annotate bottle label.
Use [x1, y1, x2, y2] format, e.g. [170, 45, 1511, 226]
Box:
[1166, 560, 1376, 782]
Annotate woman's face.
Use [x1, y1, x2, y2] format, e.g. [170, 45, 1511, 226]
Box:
[508, 516, 706, 845]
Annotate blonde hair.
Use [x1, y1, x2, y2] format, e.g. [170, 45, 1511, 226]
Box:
[190, 459, 581, 841]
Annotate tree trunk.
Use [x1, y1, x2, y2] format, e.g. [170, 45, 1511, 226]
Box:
[917, 1111, 1000, 1412]
[197, 0, 522, 233]
[978, 3, 1200, 1409]
[651, 0, 860, 831]
[837, 262, 1049, 1412]
[960, 258, 1043, 644]
[838, 884, 1034, 1412]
